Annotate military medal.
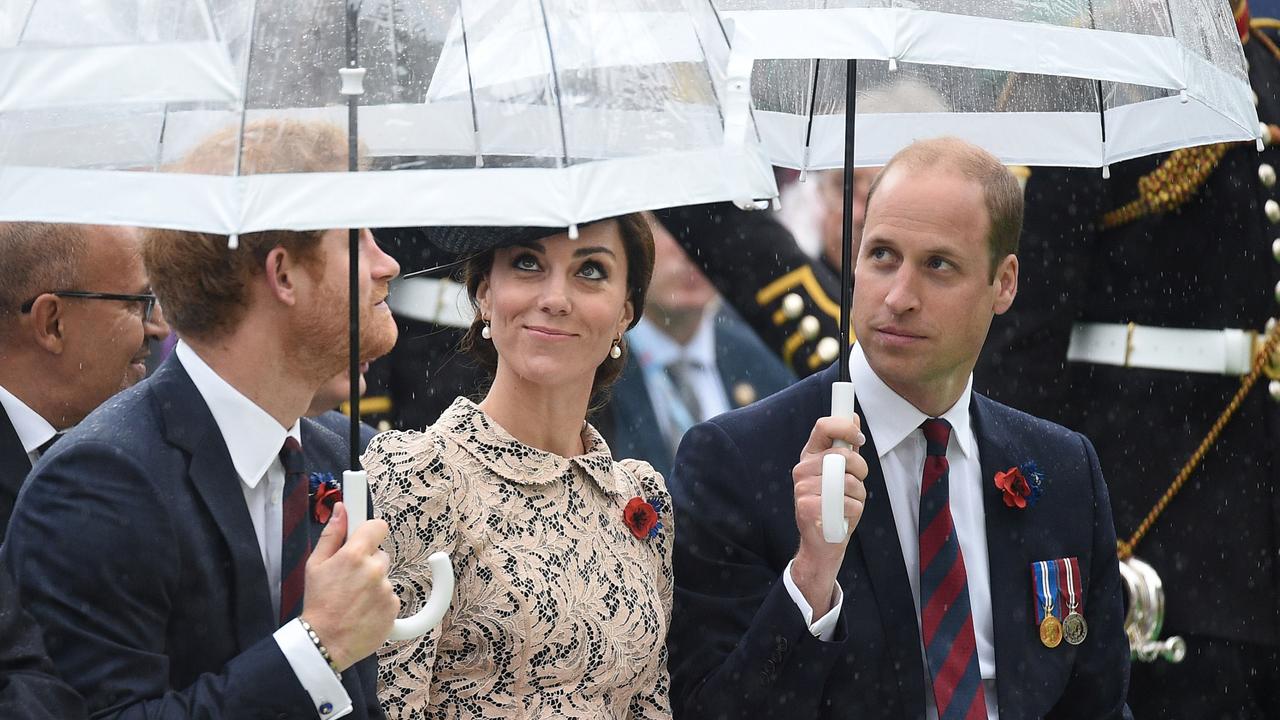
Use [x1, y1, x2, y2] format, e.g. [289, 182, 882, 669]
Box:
[1032, 560, 1063, 648]
[1060, 557, 1088, 646]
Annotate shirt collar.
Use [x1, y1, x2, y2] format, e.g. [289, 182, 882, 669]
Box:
[176, 341, 301, 488]
[849, 344, 975, 460]
[629, 307, 718, 372]
[0, 382, 56, 454]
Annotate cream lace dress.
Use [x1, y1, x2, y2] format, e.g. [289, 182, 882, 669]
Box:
[362, 397, 674, 720]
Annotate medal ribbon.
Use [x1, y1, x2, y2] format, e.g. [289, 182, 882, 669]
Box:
[1031, 560, 1060, 624]
[1059, 557, 1083, 614]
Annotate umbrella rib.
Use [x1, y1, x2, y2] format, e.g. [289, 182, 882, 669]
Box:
[534, 0, 572, 169]
[229, 0, 263, 225]
[802, 58, 822, 173]
[456, 0, 484, 166]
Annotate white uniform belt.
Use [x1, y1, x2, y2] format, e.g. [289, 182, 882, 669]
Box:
[386, 277, 474, 329]
[1067, 322, 1257, 376]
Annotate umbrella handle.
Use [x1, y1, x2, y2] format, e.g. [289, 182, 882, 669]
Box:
[343, 470, 456, 640]
[821, 382, 856, 543]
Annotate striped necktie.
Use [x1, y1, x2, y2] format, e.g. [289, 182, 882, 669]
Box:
[918, 418, 988, 720]
[279, 437, 309, 625]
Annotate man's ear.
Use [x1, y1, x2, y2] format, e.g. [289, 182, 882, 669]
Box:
[27, 294, 66, 354]
[264, 246, 301, 306]
[992, 253, 1018, 315]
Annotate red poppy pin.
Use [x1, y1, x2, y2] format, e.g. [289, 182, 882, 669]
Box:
[308, 472, 343, 524]
[994, 460, 1044, 509]
[623, 496, 665, 540]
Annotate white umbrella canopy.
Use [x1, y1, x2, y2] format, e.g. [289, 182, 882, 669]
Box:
[719, 0, 1259, 170]
[0, 0, 777, 234]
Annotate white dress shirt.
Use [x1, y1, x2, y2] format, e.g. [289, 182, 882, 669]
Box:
[629, 309, 730, 430]
[784, 344, 998, 719]
[0, 382, 57, 466]
[176, 342, 352, 719]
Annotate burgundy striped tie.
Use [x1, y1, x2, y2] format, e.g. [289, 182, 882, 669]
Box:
[279, 437, 309, 625]
[918, 419, 988, 720]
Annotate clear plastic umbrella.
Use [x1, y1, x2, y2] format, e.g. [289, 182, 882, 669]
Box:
[0, 0, 777, 235]
[711, 0, 1259, 542]
[1, 0, 779, 638]
[721, 0, 1259, 170]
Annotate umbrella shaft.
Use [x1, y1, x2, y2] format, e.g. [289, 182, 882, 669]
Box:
[839, 59, 857, 383]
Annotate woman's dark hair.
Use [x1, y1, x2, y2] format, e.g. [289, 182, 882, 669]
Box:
[459, 213, 656, 400]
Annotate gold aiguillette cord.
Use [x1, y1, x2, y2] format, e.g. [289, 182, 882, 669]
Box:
[1117, 321, 1280, 561]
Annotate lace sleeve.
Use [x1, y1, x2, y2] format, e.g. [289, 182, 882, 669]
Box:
[363, 430, 459, 720]
[619, 459, 674, 720]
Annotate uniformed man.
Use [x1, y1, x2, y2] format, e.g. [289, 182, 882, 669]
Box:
[975, 2, 1280, 715]
[653, 202, 848, 377]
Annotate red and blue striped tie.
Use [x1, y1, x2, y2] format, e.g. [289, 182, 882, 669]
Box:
[918, 419, 988, 720]
[279, 437, 309, 625]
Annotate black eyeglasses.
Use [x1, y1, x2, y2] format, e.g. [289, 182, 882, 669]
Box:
[20, 291, 159, 323]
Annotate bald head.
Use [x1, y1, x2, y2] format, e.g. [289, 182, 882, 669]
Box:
[0, 223, 89, 333]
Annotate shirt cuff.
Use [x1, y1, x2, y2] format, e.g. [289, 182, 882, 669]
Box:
[274, 619, 354, 720]
[782, 559, 844, 642]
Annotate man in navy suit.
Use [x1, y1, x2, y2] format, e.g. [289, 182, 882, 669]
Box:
[3, 119, 402, 719]
[668, 137, 1131, 719]
[0, 222, 171, 537]
[600, 213, 793, 478]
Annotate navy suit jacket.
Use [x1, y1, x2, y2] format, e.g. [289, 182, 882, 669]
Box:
[603, 310, 794, 479]
[0, 407, 32, 540]
[668, 362, 1131, 720]
[0, 561, 86, 720]
[2, 356, 384, 719]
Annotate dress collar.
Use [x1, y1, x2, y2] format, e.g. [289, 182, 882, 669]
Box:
[436, 396, 619, 496]
[849, 344, 975, 460]
[176, 341, 301, 488]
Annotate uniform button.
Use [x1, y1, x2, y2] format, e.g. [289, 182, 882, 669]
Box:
[1267, 200, 1280, 224]
[799, 315, 821, 340]
[1275, 280, 1280, 305]
[1270, 380, 1280, 402]
[1261, 164, 1277, 188]
[732, 382, 758, 407]
[1273, 238, 1280, 262]
[1268, 317, 1278, 334]
[1262, 122, 1273, 146]
[816, 337, 840, 364]
[782, 293, 805, 319]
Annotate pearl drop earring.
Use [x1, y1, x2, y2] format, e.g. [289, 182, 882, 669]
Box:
[609, 340, 622, 359]
[481, 322, 492, 340]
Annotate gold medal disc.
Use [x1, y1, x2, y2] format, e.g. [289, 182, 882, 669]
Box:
[1063, 612, 1088, 646]
[1039, 614, 1063, 648]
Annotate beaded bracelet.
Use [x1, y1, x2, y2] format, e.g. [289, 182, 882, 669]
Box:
[298, 618, 342, 680]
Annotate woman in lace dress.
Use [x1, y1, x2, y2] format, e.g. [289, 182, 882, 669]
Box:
[363, 215, 672, 719]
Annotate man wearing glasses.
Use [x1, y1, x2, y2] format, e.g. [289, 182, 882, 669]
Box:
[0, 221, 170, 538]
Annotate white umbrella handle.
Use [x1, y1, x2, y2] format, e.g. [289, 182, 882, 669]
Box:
[821, 382, 856, 543]
[342, 470, 455, 640]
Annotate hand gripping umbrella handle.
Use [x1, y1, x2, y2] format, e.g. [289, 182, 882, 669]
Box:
[821, 382, 856, 543]
[343, 470, 455, 641]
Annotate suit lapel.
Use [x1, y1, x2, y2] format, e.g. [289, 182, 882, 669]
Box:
[846, 404, 928, 718]
[971, 396, 1032, 718]
[154, 358, 276, 650]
